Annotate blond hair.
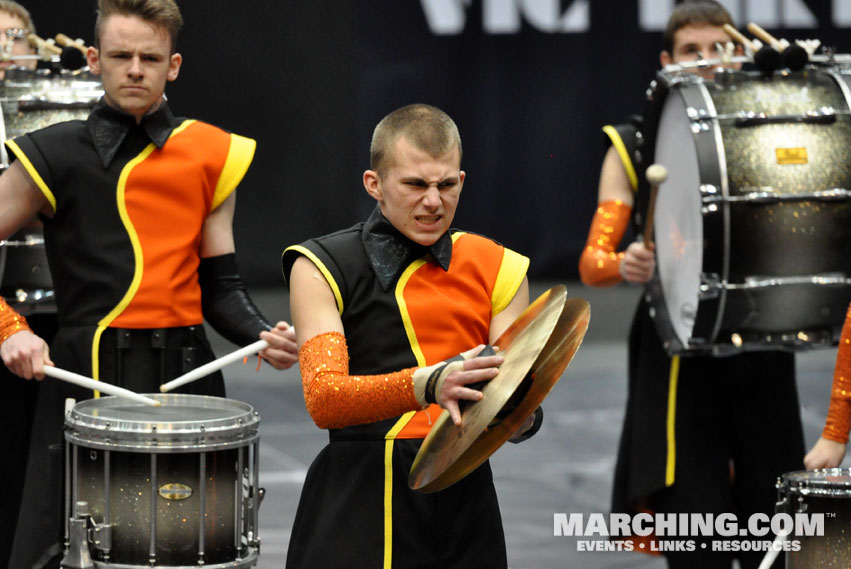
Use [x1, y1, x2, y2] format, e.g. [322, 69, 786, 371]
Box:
[370, 104, 462, 178]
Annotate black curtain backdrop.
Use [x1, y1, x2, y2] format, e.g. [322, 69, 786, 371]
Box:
[19, 0, 849, 284]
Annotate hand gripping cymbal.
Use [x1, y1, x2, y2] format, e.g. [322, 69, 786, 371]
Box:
[408, 285, 591, 493]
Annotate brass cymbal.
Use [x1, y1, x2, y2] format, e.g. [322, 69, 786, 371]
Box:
[408, 285, 591, 493]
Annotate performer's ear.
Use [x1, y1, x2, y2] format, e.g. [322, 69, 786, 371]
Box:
[363, 169, 382, 201]
[87, 46, 101, 74]
[167, 52, 182, 82]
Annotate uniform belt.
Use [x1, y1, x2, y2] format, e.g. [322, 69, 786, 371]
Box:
[98, 325, 208, 388]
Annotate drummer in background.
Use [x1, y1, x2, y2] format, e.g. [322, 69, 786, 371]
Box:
[578, 2, 804, 568]
[0, 0, 297, 567]
[0, 4, 48, 566]
[0, 0, 36, 79]
[282, 103, 540, 568]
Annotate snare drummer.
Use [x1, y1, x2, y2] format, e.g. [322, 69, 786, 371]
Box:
[579, 2, 804, 568]
[0, 0, 36, 79]
[0, 1, 297, 567]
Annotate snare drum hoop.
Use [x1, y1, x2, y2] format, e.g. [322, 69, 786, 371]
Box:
[65, 393, 260, 452]
[780, 469, 851, 499]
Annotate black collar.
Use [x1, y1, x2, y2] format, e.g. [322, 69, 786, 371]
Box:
[361, 205, 453, 292]
[86, 98, 180, 168]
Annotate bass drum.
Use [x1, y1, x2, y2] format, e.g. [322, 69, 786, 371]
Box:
[0, 68, 101, 314]
[638, 66, 851, 354]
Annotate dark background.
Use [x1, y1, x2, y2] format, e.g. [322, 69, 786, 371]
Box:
[19, 0, 851, 284]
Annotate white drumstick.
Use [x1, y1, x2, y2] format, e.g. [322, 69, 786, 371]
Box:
[159, 339, 269, 393]
[43, 365, 161, 407]
[758, 532, 787, 569]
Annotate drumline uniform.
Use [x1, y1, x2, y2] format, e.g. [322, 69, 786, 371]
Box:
[5, 100, 261, 569]
[580, 122, 805, 567]
[281, 207, 530, 569]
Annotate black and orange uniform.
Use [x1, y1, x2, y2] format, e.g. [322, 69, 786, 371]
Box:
[6, 100, 259, 569]
[282, 207, 529, 569]
[585, 123, 804, 569]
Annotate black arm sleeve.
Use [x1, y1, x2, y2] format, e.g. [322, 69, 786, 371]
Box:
[199, 253, 273, 346]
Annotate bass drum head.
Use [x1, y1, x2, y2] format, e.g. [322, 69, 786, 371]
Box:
[653, 87, 703, 350]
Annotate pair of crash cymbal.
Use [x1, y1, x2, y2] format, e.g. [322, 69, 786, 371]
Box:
[409, 285, 591, 493]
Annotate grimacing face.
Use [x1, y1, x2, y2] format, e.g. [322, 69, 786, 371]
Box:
[86, 14, 181, 122]
[363, 136, 465, 247]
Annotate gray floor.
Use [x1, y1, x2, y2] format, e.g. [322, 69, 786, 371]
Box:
[213, 281, 844, 569]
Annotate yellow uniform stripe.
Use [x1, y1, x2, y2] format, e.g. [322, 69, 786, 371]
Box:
[283, 245, 344, 314]
[665, 355, 681, 486]
[6, 139, 57, 212]
[492, 247, 529, 316]
[395, 258, 429, 368]
[602, 125, 639, 191]
[213, 133, 256, 210]
[380, 247, 452, 567]
[383, 410, 416, 568]
[89, 143, 158, 392]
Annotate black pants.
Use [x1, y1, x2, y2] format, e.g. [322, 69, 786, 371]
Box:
[613, 301, 804, 569]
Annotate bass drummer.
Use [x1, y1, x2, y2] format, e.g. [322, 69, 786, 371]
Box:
[578, 2, 804, 568]
[0, 0, 35, 79]
[0, 1, 298, 568]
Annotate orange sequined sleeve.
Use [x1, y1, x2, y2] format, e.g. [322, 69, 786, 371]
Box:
[0, 297, 31, 345]
[822, 307, 851, 443]
[578, 200, 632, 287]
[298, 331, 420, 430]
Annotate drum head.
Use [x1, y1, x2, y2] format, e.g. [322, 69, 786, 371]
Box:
[781, 468, 851, 498]
[654, 88, 703, 348]
[65, 393, 259, 451]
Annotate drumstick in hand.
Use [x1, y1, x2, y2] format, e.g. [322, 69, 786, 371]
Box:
[643, 164, 668, 247]
[160, 339, 269, 393]
[43, 365, 161, 406]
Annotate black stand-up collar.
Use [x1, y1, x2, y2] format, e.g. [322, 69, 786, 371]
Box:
[86, 98, 180, 168]
[361, 205, 453, 292]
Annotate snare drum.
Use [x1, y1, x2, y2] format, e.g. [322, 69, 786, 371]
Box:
[0, 68, 102, 313]
[776, 469, 851, 568]
[64, 394, 261, 568]
[639, 66, 851, 354]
